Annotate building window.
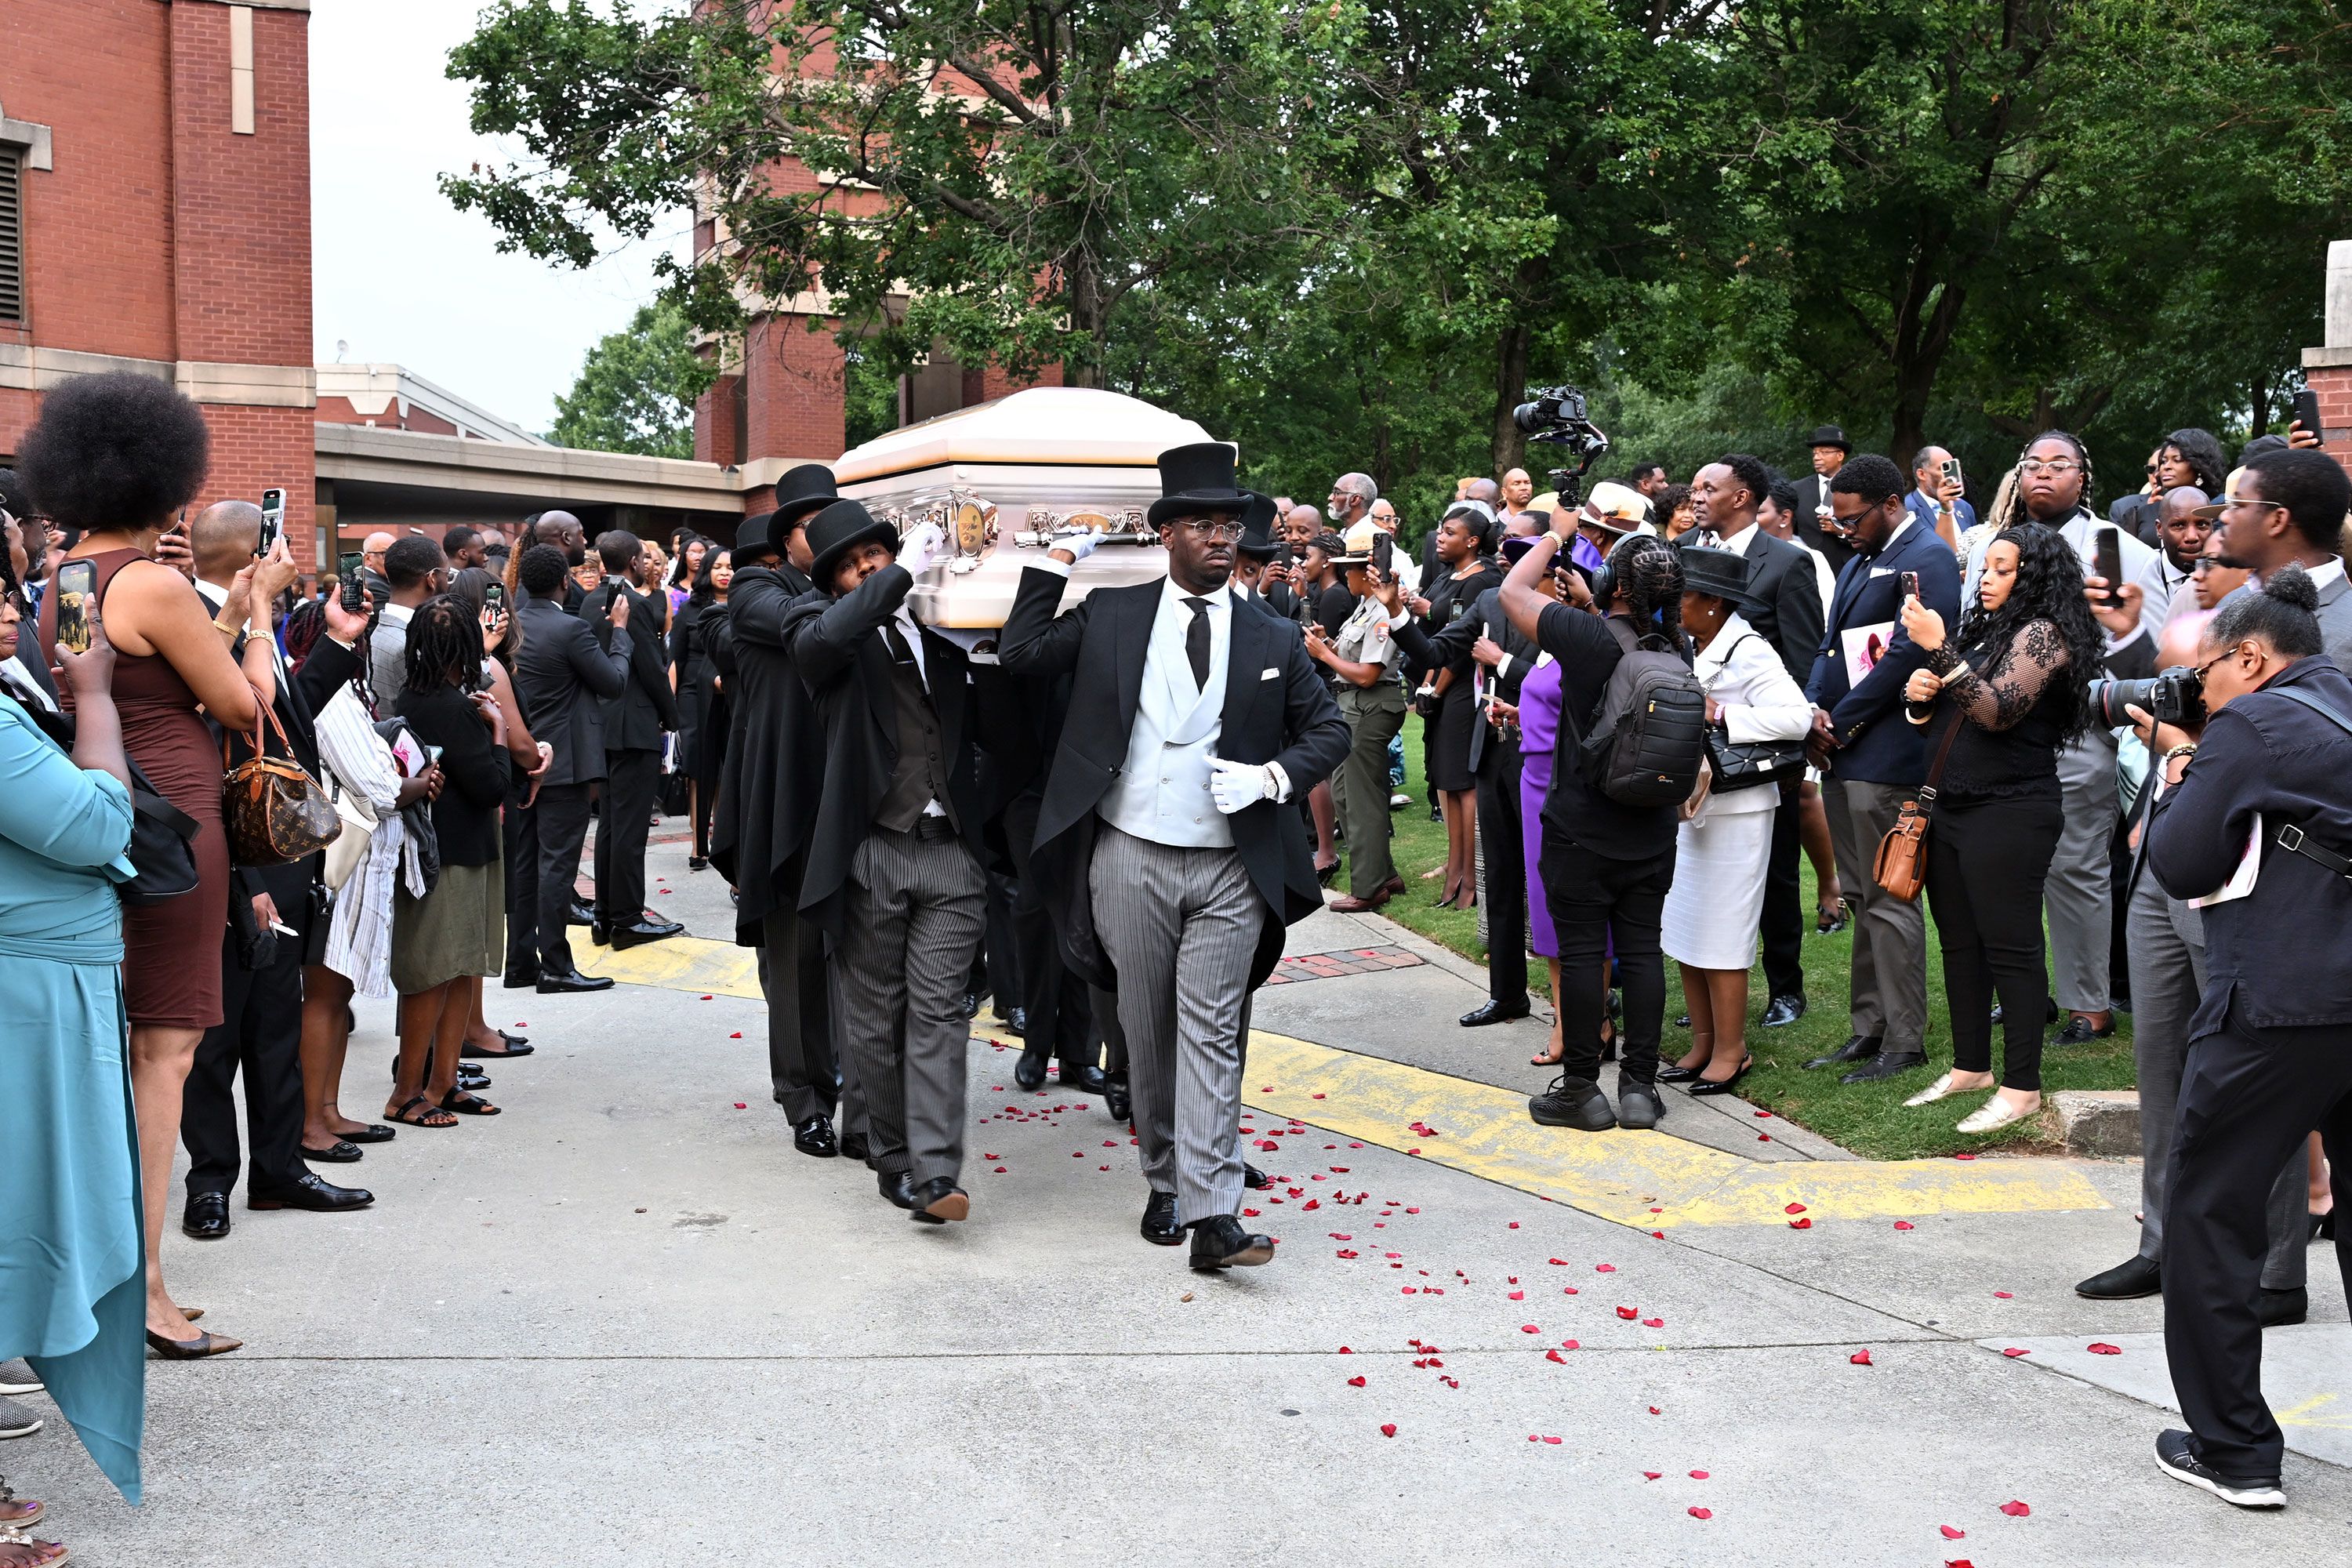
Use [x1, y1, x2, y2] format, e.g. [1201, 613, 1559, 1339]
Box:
[0, 149, 23, 324]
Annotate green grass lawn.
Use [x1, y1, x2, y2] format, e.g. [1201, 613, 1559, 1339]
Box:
[1342, 715, 2136, 1160]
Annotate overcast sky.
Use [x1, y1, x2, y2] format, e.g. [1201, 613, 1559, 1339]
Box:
[310, 2, 691, 436]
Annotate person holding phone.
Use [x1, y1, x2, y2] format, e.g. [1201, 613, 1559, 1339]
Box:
[1307, 520, 1413, 912]
[21, 373, 281, 1359]
[1907, 447, 1976, 550]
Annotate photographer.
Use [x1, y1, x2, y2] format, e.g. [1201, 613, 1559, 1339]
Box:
[2142, 558, 2352, 1511]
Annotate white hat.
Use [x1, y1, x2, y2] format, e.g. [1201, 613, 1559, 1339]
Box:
[1582, 481, 1657, 535]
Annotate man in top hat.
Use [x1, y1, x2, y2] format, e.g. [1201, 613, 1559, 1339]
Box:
[1228, 492, 1290, 619]
[999, 442, 1349, 1270]
[713, 464, 866, 1160]
[1791, 425, 1857, 577]
[780, 499, 988, 1221]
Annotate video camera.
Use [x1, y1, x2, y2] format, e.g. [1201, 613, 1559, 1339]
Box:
[1512, 384, 1610, 510]
[2089, 666, 2208, 730]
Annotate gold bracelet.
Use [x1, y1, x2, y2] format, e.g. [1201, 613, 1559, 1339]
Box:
[213, 619, 240, 639]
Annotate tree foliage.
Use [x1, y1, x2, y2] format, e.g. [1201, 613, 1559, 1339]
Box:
[546, 299, 708, 458]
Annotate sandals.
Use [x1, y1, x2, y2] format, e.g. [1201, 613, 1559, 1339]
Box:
[1, 1475, 45, 1529]
[439, 1090, 502, 1117]
[387, 1094, 458, 1129]
[0, 1520, 68, 1566]
[1816, 901, 1849, 935]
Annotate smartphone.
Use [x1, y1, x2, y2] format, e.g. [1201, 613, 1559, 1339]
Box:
[337, 550, 366, 613]
[53, 559, 96, 654]
[1371, 531, 1394, 576]
[257, 488, 285, 557]
[1938, 456, 1962, 492]
[2093, 525, 2125, 608]
[2294, 388, 2323, 441]
[1900, 570, 1920, 601]
[485, 581, 506, 610]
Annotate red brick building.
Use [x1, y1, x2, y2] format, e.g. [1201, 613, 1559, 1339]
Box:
[2, 0, 318, 558]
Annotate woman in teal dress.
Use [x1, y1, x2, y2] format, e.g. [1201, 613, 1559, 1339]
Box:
[0, 591, 146, 1548]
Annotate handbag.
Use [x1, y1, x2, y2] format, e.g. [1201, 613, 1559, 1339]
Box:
[1702, 635, 1808, 792]
[321, 768, 379, 891]
[223, 703, 341, 867]
[1873, 709, 1965, 902]
[122, 759, 201, 906]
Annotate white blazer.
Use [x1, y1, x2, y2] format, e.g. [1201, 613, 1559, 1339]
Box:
[1691, 612, 1814, 821]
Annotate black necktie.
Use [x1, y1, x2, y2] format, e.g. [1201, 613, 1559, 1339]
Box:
[1183, 597, 1210, 690]
[882, 619, 921, 687]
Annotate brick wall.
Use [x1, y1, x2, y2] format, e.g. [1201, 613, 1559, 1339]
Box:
[2310, 365, 2352, 485]
[743, 314, 844, 463]
[192, 401, 314, 550]
[696, 371, 746, 466]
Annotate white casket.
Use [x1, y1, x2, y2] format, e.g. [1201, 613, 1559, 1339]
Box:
[835, 387, 1217, 648]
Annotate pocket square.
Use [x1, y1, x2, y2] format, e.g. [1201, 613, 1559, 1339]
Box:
[1868, 565, 1896, 577]
[1261, 666, 1280, 681]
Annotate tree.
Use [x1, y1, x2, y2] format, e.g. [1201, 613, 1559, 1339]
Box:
[546, 299, 709, 457]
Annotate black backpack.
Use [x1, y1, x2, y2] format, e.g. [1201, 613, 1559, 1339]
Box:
[1577, 617, 1709, 808]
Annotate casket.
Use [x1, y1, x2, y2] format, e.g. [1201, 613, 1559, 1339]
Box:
[835, 387, 1218, 644]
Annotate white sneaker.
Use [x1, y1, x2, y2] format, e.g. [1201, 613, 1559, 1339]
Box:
[0, 1360, 40, 1396]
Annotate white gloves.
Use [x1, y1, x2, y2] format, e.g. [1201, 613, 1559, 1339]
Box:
[898, 522, 949, 578]
[1056, 528, 1106, 564]
[1208, 757, 1278, 815]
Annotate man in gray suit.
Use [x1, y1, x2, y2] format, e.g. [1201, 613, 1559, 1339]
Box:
[2207, 447, 2352, 665]
[1000, 442, 1349, 1272]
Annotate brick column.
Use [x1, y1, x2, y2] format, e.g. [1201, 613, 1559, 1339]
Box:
[742, 314, 844, 463]
[2305, 239, 2352, 485]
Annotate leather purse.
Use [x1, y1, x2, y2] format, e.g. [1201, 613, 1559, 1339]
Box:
[1873, 710, 1965, 902]
[321, 770, 379, 891]
[223, 704, 342, 867]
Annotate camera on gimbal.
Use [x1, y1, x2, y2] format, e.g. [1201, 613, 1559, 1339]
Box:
[2089, 666, 2209, 731]
[1512, 383, 1610, 510]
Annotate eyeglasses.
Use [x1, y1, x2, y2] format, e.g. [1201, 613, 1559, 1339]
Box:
[2190, 556, 2225, 574]
[2220, 495, 2285, 513]
[1171, 519, 1245, 543]
[2020, 459, 2083, 477]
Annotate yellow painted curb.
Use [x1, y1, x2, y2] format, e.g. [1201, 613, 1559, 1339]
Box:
[574, 935, 762, 999]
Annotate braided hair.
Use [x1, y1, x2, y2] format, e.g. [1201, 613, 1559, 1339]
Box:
[402, 593, 485, 695]
[1608, 533, 1689, 658]
[1954, 524, 2107, 741]
[1995, 430, 2095, 532]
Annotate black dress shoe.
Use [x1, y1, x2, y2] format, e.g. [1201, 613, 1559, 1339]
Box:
[909, 1176, 969, 1224]
[877, 1169, 919, 1210]
[567, 899, 596, 927]
[2258, 1286, 2308, 1327]
[2053, 1014, 2117, 1045]
[1528, 1076, 1615, 1131]
[608, 918, 683, 950]
[1141, 1190, 1183, 1246]
[1242, 1162, 1272, 1191]
[1761, 994, 1806, 1029]
[791, 1116, 838, 1157]
[299, 1138, 364, 1164]
[456, 1064, 491, 1093]
[501, 966, 539, 989]
[589, 920, 612, 946]
[536, 966, 615, 994]
[1004, 1007, 1028, 1038]
[1459, 999, 1532, 1028]
[1804, 1034, 1880, 1070]
[462, 1033, 532, 1058]
[2075, 1255, 2161, 1300]
[687, 855, 710, 872]
[1616, 1082, 1665, 1129]
[249, 1171, 374, 1213]
[961, 990, 983, 1020]
[1839, 1050, 1927, 1083]
[1056, 1062, 1108, 1097]
[182, 1191, 231, 1240]
[1189, 1214, 1275, 1270]
[840, 1132, 873, 1166]
[1103, 1073, 1131, 1123]
[1014, 1048, 1049, 1091]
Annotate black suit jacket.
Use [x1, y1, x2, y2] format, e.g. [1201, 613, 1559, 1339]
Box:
[712, 564, 826, 939]
[1804, 520, 1964, 786]
[1711, 526, 1825, 684]
[997, 567, 1351, 993]
[1791, 475, 1857, 579]
[513, 596, 630, 786]
[779, 564, 987, 938]
[582, 579, 678, 753]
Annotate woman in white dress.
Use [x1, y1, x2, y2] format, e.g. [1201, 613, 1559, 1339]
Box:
[1658, 547, 1813, 1094]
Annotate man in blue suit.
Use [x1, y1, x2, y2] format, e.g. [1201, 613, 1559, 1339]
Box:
[1904, 446, 1976, 548]
[1801, 453, 1964, 1083]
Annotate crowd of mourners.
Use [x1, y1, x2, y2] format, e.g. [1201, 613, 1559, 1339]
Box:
[4, 374, 2352, 1554]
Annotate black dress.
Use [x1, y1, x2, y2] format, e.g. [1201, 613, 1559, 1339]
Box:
[669, 597, 733, 789]
[1421, 558, 1503, 792]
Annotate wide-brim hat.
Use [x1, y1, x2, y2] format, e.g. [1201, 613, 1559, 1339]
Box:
[1236, 492, 1280, 557]
[1330, 519, 1383, 566]
[2191, 467, 2249, 522]
[1676, 544, 1766, 610]
[772, 463, 840, 528]
[805, 499, 901, 587]
[1148, 441, 1250, 527]
[1807, 424, 1851, 452]
[1582, 481, 1655, 537]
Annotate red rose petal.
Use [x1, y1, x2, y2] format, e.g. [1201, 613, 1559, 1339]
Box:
[1893, 1221, 1915, 1230]
[1849, 1349, 1873, 1365]
[732, 1102, 746, 1109]
[1616, 1307, 1639, 1319]
[1788, 1217, 1813, 1229]
[1784, 1203, 1807, 1214]
[1642, 1470, 1661, 1480]
[1545, 1349, 1566, 1363]
[1520, 1324, 1540, 1334]
[1346, 1376, 1365, 1387]
[1993, 1290, 2013, 1299]
[1998, 1499, 2031, 1517]
[1759, 1133, 1772, 1142]
[1648, 1406, 1661, 1414]
[1541, 1436, 1562, 1444]
[1508, 1221, 1519, 1229]
[1689, 1469, 1708, 1479]
[699, 994, 713, 1000]
[1687, 1507, 1711, 1519]
[1940, 1526, 1965, 1540]
[728, 1032, 743, 1039]
[1508, 1290, 1525, 1301]
[1549, 1258, 1569, 1265]
[1338, 1346, 1352, 1354]
[2002, 1347, 2031, 1357]
[1379, 1423, 1397, 1438]
[2087, 1342, 2122, 1355]
[1642, 1317, 1664, 1328]
[1954, 1152, 1976, 1160]
[1560, 1339, 1579, 1349]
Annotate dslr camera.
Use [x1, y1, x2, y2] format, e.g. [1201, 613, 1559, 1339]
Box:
[2089, 666, 2207, 730]
[1512, 383, 1610, 508]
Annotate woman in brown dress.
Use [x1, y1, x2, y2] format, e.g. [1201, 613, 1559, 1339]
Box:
[20, 374, 288, 1357]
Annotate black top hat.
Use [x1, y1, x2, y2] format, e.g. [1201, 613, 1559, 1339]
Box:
[1235, 492, 1279, 558]
[804, 499, 901, 590]
[1148, 441, 1250, 527]
[1806, 425, 1851, 452]
[732, 510, 781, 563]
[1676, 544, 1765, 611]
[772, 463, 840, 528]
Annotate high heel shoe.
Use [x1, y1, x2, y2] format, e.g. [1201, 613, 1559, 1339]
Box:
[145, 1327, 242, 1359]
[1690, 1057, 1754, 1096]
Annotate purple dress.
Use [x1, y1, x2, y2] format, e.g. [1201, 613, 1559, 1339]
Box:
[1517, 657, 1564, 957]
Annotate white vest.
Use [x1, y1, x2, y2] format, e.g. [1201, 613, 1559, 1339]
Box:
[1100, 591, 1233, 848]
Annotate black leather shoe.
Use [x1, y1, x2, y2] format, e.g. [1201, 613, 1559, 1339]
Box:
[567, 899, 596, 927]
[1528, 1076, 1616, 1131]
[1057, 1062, 1108, 1097]
[1616, 1083, 1665, 1129]
[1242, 1162, 1272, 1191]
[1189, 1214, 1275, 1270]
[1761, 994, 1806, 1029]
[1103, 1073, 1131, 1123]
[462, 1033, 532, 1058]
[608, 918, 683, 950]
[2054, 1014, 2117, 1045]
[840, 1132, 873, 1166]
[877, 1169, 918, 1210]
[456, 1064, 491, 1093]
[182, 1191, 231, 1240]
[536, 965, 615, 994]
[2258, 1286, 2308, 1327]
[1141, 1190, 1183, 1246]
[501, 965, 539, 989]
[1656, 1063, 1702, 1083]
[792, 1116, 838, 1158]
[1004, 1006, 1028, 1038]
[1804, 1034, 1880, 1070]
[1014, 1047, 1049, 1091]
[299, 1138, 363, 1163]
[2076, 1255, 2161, 1300]
[961, 991, 983, 1020]
[1460, 999, 1531, 1028]
[249, 1171, 374, 1213]
[910, 1176, 969, 1224]
[1839, 1050, 1928, 1083]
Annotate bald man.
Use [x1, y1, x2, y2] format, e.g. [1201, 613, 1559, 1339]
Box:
[528, 510, 590, 613]
[1499, 468, 1539, 528]
[360, 529, 396, 602]
[1905, 447, 1976, 550]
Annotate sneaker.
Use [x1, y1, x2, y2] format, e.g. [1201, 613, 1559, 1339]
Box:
[2154, 1428, 2284, 1508]
[1528, 1076, 1616, 1131]
[0, 1399, 39, 1440]
[0, 1361, 40, 1396]
[1616, 1082, 1665, 1130]
[1388, 792, 1412, 811]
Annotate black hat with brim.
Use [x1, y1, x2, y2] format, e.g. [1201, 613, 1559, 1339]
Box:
[1807, 425, 1851, 452]
[1235, 492, 1279, 557]
[773, 463, 840, 528]
[733, 510, 781, 563]
[805, 499, 901, 589]
[1148, 441, 1251, 528]
[1676, 544, 1766, 611]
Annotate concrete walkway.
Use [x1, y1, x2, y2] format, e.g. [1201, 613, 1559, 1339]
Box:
[13, 833, 2349, 1565]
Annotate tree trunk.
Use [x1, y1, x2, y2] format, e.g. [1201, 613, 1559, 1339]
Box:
[1063, 249, 1105, 390]
[1491, 318, 1534, 479]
